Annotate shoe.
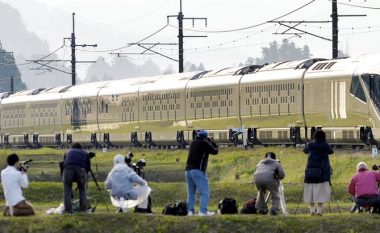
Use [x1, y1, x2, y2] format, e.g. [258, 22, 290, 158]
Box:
[316, 213, 322, 216]
[187, 211, 194, 216]
[270, 210, 278, 216]
[198, 211, 215, 216]
[258, 209, 268, 215]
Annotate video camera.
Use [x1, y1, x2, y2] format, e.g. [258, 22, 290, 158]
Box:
[19, 159, 33, 172]
[372, 164, 380, 171]
[125, 152, 146, 178]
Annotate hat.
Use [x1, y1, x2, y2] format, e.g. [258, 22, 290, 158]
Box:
[357, 162, 368, 171]
[197, 130, 208, 138]
[113, 154, 125, 165]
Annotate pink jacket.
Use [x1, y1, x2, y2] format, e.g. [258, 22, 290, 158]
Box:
[348, 170, 380, 198]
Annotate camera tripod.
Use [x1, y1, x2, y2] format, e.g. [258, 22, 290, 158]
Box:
[88, 168, 110, 212]
[295, 181, 341, 214]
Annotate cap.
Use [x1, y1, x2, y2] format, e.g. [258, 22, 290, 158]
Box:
[197, 130, 208, 138]
[357, 162, 368, 171]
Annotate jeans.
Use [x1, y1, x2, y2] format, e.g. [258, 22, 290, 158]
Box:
[186, 169, 209, 213]
[63, 165, 87, 213]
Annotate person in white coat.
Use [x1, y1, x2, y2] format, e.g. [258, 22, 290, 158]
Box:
[105, 154, 151, 212]
[1, 154, 35, 216]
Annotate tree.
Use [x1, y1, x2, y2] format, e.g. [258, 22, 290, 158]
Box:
[84, 56, 112, 83]
[0, 45, 26, 92]
[253, 39, 312, 65]
[197, 62, 205, 71]
[163, 64, 175, 75]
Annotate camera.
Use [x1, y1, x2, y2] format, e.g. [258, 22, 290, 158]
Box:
[372, 164, 379, 171]
[125, 152, 146, 178]
[19, 159, 33, 172]
[88, 152, 96, 159]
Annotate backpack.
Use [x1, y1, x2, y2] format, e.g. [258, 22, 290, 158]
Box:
[240, 198, 257, 214]
[162, 201, 188, 216]
[217, 198, 238, 214]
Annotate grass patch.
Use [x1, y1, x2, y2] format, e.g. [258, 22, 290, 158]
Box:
[0, 147, 378, 232]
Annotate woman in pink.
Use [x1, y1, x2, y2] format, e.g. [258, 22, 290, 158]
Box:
[348, 162, 380, 212]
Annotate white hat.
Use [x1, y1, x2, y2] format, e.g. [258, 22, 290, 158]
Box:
[113, 154, 125, 165]
[357, 162, 368, 171]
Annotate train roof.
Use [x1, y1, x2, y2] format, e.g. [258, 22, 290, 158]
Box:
[61, 81, 111, 99]
[139, 72, 198, 93]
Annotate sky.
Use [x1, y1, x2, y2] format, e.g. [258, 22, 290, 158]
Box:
[2, 0, 380, 80]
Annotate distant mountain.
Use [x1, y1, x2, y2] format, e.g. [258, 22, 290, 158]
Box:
[0, 1, 70, 89]
[0, 44, 26, 92]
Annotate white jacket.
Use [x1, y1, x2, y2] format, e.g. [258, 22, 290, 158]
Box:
[105, 163, 147, 199]
[1, 166, 29, 206]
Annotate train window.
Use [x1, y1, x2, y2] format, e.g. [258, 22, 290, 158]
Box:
[350, 76, 366, 102]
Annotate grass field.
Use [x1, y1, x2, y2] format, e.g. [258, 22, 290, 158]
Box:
[0, 147, 380, 233]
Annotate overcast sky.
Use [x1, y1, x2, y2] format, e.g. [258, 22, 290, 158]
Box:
[3, 0, 380, 80]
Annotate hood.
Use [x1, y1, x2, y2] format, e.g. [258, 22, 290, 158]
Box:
[113, 154, 125, 165]
[261, 157, 278, 165]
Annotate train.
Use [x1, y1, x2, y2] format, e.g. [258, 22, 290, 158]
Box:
[1, 53, 380, 149]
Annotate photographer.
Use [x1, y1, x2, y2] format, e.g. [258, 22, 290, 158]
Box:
[185, 130, 218, 216]
[253, 152, 285, 215]
[348, 162, 380, 213]
[62, 143, 91, 214]
[105, 154, 151, 212]
[303, 130, 333, 216]
[1, 154, 35, 216]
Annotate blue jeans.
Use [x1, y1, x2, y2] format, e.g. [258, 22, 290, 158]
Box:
[186, 169, 210, 213]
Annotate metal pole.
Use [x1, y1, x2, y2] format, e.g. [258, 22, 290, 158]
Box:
[10, 76, 14, 93]
[332, 0, 338, 59]
[71, 12, 76, 85]
[178, 0, 184, 73]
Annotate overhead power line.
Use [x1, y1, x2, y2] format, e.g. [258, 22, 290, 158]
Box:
[330, 0, 380, 10]
[76, 24, 169, 53]
[168, 0, 316, 33]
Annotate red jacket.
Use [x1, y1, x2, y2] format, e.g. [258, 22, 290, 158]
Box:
[348, 170, 380, 198]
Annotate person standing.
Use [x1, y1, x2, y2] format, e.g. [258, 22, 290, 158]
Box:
[185, 130, 218, 216]
[1, 153, 35, 216]
[303, 130, 333, 216]
[62, 143, 91, 213]
[254, 152, 285, 215]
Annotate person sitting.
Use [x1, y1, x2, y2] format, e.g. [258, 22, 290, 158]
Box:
[1, 154, 35, 216]
[348, 162, 380, 213]
[253, 152, 285, 215]
[105, 154, 151, 212]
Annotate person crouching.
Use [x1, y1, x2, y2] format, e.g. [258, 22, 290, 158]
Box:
[105, 155, 151, 212]
[253, 152, 285, 215]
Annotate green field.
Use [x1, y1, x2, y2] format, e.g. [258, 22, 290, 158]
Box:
[0, 147, 380, 233]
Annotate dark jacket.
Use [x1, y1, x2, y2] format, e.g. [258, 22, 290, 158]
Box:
[63, 148, 91, 171]
[303, 141, 333, 183]
[185, 138, 218, 172]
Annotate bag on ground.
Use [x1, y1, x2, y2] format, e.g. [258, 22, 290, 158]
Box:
[162, 201, 188, 216]
[240, 198, 257, 214]
[217, 198, 238, 214]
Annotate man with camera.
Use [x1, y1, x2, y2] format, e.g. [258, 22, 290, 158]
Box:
[185, 129, 218, 216]
[105, 154, 151, 212]
[62, 143, 91, 214]
[1, 154, 35, 216]
[253, 152, 285, 215]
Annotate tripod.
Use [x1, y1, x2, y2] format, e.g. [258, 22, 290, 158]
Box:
[264, 182, 288, 215]
[89, 168, 110, 212]
[295, 181, 341, 214]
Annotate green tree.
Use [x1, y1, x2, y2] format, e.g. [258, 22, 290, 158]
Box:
[0, 45, 26, 92]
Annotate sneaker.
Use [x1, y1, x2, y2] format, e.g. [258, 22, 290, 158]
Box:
[187, 211, 194, 216]
[270, 210, 278, 216]
[198, 211, 215, 216]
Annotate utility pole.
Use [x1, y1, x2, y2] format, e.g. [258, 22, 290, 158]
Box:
[65, 13, 97, 85]
[331, 0, 366, 59]
[167, 0, 207, 73]
[332, 0, 338, 59]
[10, 76, 14, 93]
